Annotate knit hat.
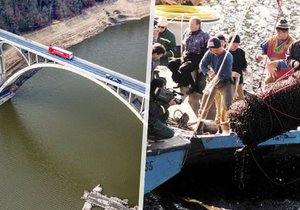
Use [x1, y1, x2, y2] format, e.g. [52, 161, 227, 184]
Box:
[157, 17, 168, 27]
[216, 34, 226, 42]
[228, 34, 240, 43]
[207, 37, 221, 48]
[276, 19, 289, 30]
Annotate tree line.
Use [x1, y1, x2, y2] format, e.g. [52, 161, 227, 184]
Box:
[0, 0, 105, 33]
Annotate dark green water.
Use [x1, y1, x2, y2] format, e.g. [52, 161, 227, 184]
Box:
[0, 17, 149, 209]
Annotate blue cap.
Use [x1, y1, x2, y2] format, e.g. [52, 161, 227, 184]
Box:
[207, 37, 221, 48]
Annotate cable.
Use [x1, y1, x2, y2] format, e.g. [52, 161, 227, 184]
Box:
[250, 148, 300, 186]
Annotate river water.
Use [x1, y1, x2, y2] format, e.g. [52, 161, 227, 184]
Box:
[0, 18, 149, 209]
[144, 0, 300, 209]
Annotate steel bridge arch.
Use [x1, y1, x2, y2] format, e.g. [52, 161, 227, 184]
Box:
[0, 41, 30, 67]
[0, 63, 145, 122]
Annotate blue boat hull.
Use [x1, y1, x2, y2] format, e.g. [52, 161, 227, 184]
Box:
[144, 135, 190, 194]
[185, 129, 300, 164]
[144, 149, 187, 194]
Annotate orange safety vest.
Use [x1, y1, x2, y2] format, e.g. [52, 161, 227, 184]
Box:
[266, 36, 293, 78]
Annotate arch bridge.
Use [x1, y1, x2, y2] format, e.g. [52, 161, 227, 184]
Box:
[0, 29, 148, 122]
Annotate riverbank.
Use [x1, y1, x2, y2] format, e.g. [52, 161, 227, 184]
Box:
[5, 0, 150, 72]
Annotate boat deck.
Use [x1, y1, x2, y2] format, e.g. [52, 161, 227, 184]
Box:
[147, 134, 191, 156]
[171, 126, 300, 164]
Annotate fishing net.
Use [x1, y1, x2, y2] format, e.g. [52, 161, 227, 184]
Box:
[229, 71, 300, 146]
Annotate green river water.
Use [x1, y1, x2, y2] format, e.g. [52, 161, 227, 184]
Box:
[0, 17, 149, 209]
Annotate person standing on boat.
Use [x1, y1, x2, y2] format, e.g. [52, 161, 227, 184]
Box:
[255, 19, 294, 86]
[286, 39, 300, 71]
[214, 34, 228, 133]
[153, 17, 177, 66]
[168, 16, 209, 92]
[197, 37, 233, 134]
[148, 78, 175, 140]
[228, 34, 250, 101]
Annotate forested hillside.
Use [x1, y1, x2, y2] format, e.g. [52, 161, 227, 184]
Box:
[0, 0, 105, 33]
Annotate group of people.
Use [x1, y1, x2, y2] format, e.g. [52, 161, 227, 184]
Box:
[149, 16, 300, 140]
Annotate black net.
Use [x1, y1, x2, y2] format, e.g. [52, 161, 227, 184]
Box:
[229, 72, 300, 146]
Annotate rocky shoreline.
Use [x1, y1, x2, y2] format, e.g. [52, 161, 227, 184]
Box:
[4, 0, 150, 72]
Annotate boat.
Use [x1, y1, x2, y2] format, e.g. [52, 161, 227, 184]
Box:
[155, 5, 220, 45]
[143, 120, 300, 192]
[181, 127, 300, 165]
[144, 134, 190, 193]
[145, 64, 300, 191]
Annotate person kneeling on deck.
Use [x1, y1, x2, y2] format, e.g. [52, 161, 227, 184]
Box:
[196, 37, 233, 134]
[148, 78, 176, 140]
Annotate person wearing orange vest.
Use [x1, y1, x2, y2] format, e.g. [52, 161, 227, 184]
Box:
[255, 19, 294, 86]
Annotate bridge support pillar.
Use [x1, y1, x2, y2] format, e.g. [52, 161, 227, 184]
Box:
[28, 52, 31, 65]
[0, 44, 6, 84]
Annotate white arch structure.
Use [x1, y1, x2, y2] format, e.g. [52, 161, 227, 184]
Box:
[0, 29, 149, 123]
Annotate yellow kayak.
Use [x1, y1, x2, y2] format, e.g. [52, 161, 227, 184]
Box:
[155, 5, 219, 22]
